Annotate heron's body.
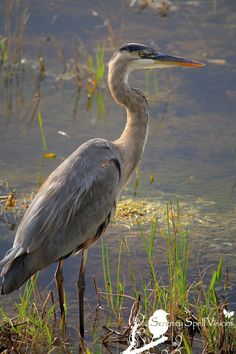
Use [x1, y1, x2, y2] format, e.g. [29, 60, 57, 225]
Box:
[1, 139, 123, 293]
[0, 43, 203, 337]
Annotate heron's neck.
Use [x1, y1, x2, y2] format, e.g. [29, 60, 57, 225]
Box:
[108, 60, 149, 187]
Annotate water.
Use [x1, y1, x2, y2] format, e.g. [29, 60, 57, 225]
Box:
[0, 0, 236, 351]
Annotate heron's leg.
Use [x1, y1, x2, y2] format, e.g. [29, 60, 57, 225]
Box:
[55, 259, 66, 329]
[77, 248, 88, 340]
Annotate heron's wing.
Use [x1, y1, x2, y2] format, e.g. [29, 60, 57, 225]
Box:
[0, 139, 122, 269]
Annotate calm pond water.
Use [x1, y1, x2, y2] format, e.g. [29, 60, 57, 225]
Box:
[0, 0, 236, 352]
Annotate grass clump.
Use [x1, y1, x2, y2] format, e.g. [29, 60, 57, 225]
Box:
[0, 276, 69, 353]
[100, 201, 236, 353]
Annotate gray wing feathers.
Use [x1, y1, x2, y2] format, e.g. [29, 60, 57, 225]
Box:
[0, 246, 24, 268]
[0, 139, 122, 277]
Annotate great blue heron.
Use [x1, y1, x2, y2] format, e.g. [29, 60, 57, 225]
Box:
[0, 43, 204, 338]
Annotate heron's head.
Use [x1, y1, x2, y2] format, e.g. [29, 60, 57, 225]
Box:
[110, 43, 204, 73]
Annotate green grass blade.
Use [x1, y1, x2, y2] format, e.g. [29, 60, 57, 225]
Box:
[37, 111, 47, 152]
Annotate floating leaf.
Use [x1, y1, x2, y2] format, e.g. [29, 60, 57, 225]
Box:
[43, 152, 57, 159]
[207, 59, 226, 65]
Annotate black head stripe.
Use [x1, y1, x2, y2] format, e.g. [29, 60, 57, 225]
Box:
[120, 43, 150, 53]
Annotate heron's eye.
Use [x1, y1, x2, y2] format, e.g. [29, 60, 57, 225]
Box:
[139, 51, 145, 58]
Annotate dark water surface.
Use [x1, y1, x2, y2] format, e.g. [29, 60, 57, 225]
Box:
[0, 0, 236, 352]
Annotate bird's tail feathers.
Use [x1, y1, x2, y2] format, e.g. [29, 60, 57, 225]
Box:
[1, 252, 36, 295]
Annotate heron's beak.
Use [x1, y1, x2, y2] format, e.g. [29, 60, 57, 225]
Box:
[153, 53, 205, 68]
